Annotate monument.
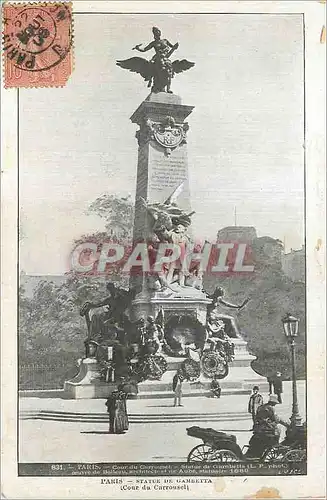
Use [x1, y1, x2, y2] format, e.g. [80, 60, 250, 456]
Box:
[64, 27, 266, 399]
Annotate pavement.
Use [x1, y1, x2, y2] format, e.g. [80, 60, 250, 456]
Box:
[19, 381, 306, 463]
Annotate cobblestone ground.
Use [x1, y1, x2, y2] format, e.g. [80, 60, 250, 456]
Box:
[19, 381, 306, 463]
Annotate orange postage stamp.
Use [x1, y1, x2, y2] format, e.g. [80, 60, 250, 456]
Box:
[2, 2, 73, 88]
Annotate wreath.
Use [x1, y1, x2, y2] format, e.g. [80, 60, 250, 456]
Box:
[131, 354, 168, 381]
[200, 351, 229, 379]
[181, 358, 201, 381]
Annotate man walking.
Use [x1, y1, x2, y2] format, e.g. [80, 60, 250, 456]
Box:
[173, 369, 184, 407]
[105, 390, 118, 434]
[273, 371, 283, 403]
[248, 385, 263, 427]
[267, 374, 274, 394]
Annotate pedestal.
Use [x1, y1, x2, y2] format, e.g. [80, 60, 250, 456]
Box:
[136, 338, 267, 399]
[64, 358, 116, 399]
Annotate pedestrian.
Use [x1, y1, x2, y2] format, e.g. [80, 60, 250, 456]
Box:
[105, 384, 129, 434]
[210, 375, 221, 398]
[245, 394, 289, 458]
[267, 374, 274, 394]
[248, 385, 263, 428]
[173, 369, 184, 407]
[273, 371, 283, 403]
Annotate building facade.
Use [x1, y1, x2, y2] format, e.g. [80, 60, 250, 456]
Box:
[282, 245, 305, 282]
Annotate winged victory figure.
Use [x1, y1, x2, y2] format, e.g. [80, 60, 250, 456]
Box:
[116, 27, 195, 93]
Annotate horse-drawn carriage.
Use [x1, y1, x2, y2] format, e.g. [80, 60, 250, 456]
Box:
[186, 424, 306, 467]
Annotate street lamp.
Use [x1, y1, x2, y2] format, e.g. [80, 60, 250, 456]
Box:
[282, 313, 302, 427]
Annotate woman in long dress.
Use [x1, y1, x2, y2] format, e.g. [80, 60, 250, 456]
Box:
[105, 388, 129, 434]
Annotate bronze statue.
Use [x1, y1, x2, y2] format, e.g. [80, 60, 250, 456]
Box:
[207, 287, 249, 338]
[80, 282, 136, 342]
[116, 27, 194, 93]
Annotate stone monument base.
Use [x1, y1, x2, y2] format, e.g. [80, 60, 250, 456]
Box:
[130, 288, 211, 325]
[136, 338, 267, 399]
[64, 358, 116, 399]
[64, 339, 267, 399]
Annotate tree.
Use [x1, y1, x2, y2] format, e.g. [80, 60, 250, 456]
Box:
[88, 194, 134, 240]
[20, 194, 135, 361]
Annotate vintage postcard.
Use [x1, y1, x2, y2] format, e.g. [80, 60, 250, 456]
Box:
[1, 1, 326, 499]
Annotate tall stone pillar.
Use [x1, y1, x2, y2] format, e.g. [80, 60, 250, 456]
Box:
[129, 92, 211, 322]
[131, 92, 194, 238]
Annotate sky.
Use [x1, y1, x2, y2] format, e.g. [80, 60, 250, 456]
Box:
[19, 13, 304, 275]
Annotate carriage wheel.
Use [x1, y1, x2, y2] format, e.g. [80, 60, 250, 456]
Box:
[283, 448, 307, 462]
[187, 444, 216, 462]
[262, 446, 289, 462]
[210, 449, 239, 462]
[187, 445, 239, 462]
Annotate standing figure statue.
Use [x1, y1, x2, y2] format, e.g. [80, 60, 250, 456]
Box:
[116, 27, 195, 94]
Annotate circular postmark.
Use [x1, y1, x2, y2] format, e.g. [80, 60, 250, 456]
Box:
[4, 4, 72, 72]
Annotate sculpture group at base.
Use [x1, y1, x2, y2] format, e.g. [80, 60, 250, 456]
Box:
[79, 278, 249, 388]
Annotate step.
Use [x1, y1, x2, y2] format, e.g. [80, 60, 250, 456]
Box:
[20, 409, 251, 424]
[137, 388, 251, 399]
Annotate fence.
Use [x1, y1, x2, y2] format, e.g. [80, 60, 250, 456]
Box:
[19, 360, 79, 390]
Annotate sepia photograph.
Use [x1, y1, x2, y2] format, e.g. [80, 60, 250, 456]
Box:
[1, 1, 325, 499]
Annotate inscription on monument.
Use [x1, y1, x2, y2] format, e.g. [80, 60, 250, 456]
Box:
[150, 156, 187, 191]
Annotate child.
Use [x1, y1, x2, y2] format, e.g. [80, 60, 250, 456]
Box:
[173, 370, 184, 407]
[248, 385, 263, 428]
[211, 376, 221, 398]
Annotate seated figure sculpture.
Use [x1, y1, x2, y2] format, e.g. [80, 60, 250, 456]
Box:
[207, 287, 249, 339]
[80, 282, 136, 346]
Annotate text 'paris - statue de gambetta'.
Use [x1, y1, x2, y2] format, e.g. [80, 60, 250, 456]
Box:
[116, 26, 195, 93]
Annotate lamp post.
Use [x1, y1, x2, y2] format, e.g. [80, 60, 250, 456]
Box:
[282, 313, 302, 427]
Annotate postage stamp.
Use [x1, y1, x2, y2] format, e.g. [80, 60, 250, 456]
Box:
[0, 1, 326, 499]
[2, 2, 73, 88]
